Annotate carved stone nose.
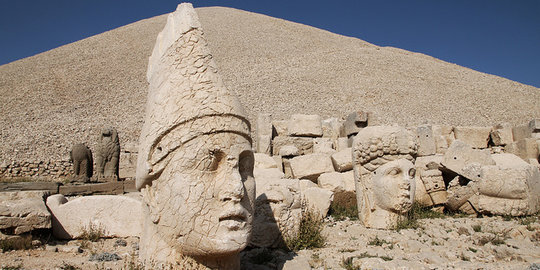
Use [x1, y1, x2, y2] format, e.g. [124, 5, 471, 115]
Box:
[219, 171, 244, 202]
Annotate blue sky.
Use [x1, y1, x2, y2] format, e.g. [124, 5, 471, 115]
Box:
[1, 0, 539, 88]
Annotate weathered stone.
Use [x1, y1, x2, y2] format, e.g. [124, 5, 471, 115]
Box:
[505, 138, 539, 162]
[254, 168, 285, 181]
[254, 153, 278, 169]
[299, 179, 318, 191]
[336, 137, 349, 152]
[301, 187, 333, 219]
[512, 125, 533, 141]
[330, 148, 353, 172]
[321, 117, 342, 140]
[256, 113, 273, 155]
[290, 153, 334, 181]
[119, 142, 138, 179]
[95, 127, 120, 180]
[414, 175, 433, 206]
[313, 138, 335, 154]
[343, 111, 370, 137]
[445, 176, 476, 212]
[453, 126, 491, 149]
[287, 114, 322, 137]
[416, 125, 436, 156]
[272, 155, 283, 172]
[432, 125, 455, 155]
[251, 177, 301, 248]
[317, 171, 355, 194]
[272, 120, 288, 137]
[283, 158, 293, 179]
[442, 140, 495, 180]
[69, 143, 93, 182]
[0, 191, 51, 234]
[490, 123, 513, 146]
[59, 182, 124, 196]
[472, 154, 540, 216]
[135, 4, 255, 268]
[46, 194, 143, 239]
[352, 126, 417, 229]
[0, 182, 60, 193]
[272, 136, 313, 156]
[279, 145, 299, 157]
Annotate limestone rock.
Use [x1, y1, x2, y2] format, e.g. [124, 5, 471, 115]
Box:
[416, 125, 436, 156]
[95, 127, 120, 180]
[301, 187, 333, 219]
[343, 111, 370, 137]
[272, 136, 313, 156]
[313, 138, 335, 154]
[330, 148, 353, 172]
[317, 171, 355, 194]
[513, 125, 533, 141]
[290, 153, 334, 181]
[336, 137, 349, 152]
[0, 191, 51, 234]
[453, 126, 491, 149]
[432, 125, 455, 154]
[272, 120, 288, 137]
[505, 138, 539, 162]
[256, 113, 273, 155]
[46, 194, 143, 239]
[321, 117, 342, 140]
[490, 123, 513, 146]
[287, 114, 323, 137]
[442, 140, 495, 180]
[255, 153, 278, 169]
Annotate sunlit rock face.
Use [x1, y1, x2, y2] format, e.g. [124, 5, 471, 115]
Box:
[136, 3, 254, 269]
[352, 126, 417, 229]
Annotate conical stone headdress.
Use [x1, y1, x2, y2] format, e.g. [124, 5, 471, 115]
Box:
[136, 3, 251, 190]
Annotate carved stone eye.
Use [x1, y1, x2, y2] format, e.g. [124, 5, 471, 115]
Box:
[200, 148, 222, 171]
[409, 168, 416, 178]
[388, 168, 400, 176]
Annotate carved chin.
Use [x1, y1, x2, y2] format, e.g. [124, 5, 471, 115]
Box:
[393, 196, 413, 213]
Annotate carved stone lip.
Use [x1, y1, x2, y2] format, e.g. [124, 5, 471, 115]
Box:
[218, 208, 248, 223]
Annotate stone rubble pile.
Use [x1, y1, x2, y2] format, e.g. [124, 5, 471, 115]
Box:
[254, 112, 540, 221]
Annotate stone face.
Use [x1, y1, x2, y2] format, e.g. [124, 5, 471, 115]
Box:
[46, 194, 143, 239]
[453, 126, 491, 149]
[135, 4, 255, 268]
[69, 143, 93, 182]
[256, 113, 273, 155]
[272, 136, 313, 156]
[343, 111, 370, 137]
[289, 153, 334, 181]
[490, 123, 513, 146]
[251, 177, 301, 248]
[442, 140, 495, 181]
[95, 127, 120, 179]
[352, 126, 417, 229]
[287, 114, 323, 137]
[0, 191, 51, 234]
[331, 148, 353, 172]
[416, 125, 436, 156]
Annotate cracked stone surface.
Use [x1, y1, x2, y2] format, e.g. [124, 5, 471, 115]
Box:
[135, 4, 254, 269]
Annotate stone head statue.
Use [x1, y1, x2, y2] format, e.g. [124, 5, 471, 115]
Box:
[352, 126, 417, 229]
[136, 3, 254, 269]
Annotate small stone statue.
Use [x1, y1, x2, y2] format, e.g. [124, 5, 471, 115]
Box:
[352, 126, 417, 229]
[69, 143, 93, 182]
[136, 3, 255, 269]
[95, 127, 120, 180]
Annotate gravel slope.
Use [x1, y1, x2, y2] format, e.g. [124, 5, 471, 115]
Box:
[1, 6, 539, 162]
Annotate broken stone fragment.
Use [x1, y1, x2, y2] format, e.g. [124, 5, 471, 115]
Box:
[453, 126, 491, 149]
[290, 153, 335, 181]
[0, 191, 51, 234]
[416, 125, 436, 156]
[287, 114, 323, 137]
